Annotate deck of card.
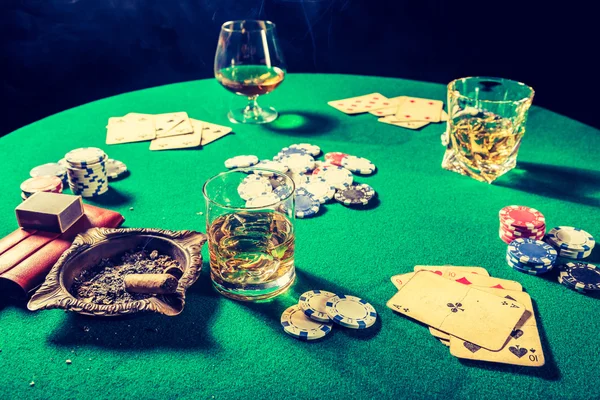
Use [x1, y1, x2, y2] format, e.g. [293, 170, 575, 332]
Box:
[387, 266, 545, 367]
[327, 93, 448, 130]
[106, 112, 232, 150]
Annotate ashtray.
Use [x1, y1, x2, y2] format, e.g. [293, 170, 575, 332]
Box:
[27, 227, 206, 317]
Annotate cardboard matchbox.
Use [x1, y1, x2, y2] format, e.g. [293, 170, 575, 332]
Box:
[15, 192, 84, 233]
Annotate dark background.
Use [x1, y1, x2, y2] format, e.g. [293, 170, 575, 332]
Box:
[1, 0, 597, 136]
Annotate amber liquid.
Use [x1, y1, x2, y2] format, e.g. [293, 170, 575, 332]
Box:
[216, 65, 285, 96]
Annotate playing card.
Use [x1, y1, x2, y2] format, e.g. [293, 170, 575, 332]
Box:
[439, 338, 450, 347]
[441, 110, 448, 122]
[390, 271, 522, 291]
[154, 112, 194, 138]
[200, 121, 233, 145]
[368, 96, 406, 116]
[394, 97, 444, 123]
[149, 118, 203, 151]
[328, 93, 394, 114]
[449, 289, 545, 367]
[387, 271, 526, 350]
[429, 327, 450, 340]
[378, 117, 430, 129]
[414, 265, 490, 277]
[106, 116, 156, 145]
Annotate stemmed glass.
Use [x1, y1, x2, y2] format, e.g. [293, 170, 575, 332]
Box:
[214, 20, 286, 124]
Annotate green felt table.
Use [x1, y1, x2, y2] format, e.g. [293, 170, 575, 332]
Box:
[1, 74, 600, 400]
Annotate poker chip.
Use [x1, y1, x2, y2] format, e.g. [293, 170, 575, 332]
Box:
[334, 183, 375, 206]
[506, 254, 553, 275]
[558, 262, 600, 291]
[280, 153, 315, 174]
[286, 170, 309, 186]
[224, 155, 259, 169]
[312, 161, 337, 176]
[65, 147, 107, 168]
[269, 175, 287, 189]
[246, 192, 282, 208]
[312, 165, 353, 189]
[325, 294, 377, 329]
[289, 143, 321, 157]
[105, 159, 128, 180]
[29, 163, 66, 180]
[545, 226, 595, 253]
[252, 160, 289, 176]
[324, 152, 349, 166]
[297, 177, 335, 204]
[20, 176, 63, 198]
[558, 275, 587, 293]
[280, 188, 320, 218]
[275, 147, 308, 160]
[280, 305, 332, 341]
[57, 158, 69, 168]
[299, 290, 337, 322]
[273, 185, 294, 200]
[341, 156, 376, 175]
[507, 238, 557, 266]
[499, 205, 546, 230]
[237, 175, 272, 201]
[499, 228, 544, 245]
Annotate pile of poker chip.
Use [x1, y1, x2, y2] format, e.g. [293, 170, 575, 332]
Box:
[499, 205, 546, 244]
[224, 143, 377, 219]
[22, 150, 128, 201]
[280, 290, 377, 341]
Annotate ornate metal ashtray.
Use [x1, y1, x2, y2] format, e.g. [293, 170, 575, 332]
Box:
[28, 227, 206, 317]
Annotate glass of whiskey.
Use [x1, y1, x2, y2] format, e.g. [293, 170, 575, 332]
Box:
[442, 77, 535, 183]
[202, 168, 295, 301]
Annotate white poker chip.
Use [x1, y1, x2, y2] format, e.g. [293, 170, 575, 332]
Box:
[224, 155, 259, 169]
[299, 290, 337, 322]
[237, 175, 272, 200]
[325, 294, 377, 329]
[298, 177, 335, 204]
[341, 155, 376, 175]
[281, 305, 332, 341]
[280, 153, 315, 173]
[286, 170, 309, 187]
[30, 163, 67, 179]
[245, 192, 281, 208]
[252, 159, 289, 176]
[312, 165, 353, 189]
[105, 158, 128, 180]
[57, 158, 69, 168]
[289, 143, 321, 157]
[546, 226, 595, 252]
[65, 147, 107, 168]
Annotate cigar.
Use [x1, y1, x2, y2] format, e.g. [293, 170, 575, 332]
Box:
[163, 265, 184, 279]
[123, 274, 178, 294]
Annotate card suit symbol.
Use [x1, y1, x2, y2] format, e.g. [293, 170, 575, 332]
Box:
[337, 103, 343, 106]
[504, 295, 517, 301]
[510, 303, 519, 308]
[425, 117, 430, 120]
[167, 119, 174, 123]
[502, 301, 508, 306]
[510, 329, 524, 339]
[356, 100, 362, 103]
[373, 97, 379, 99]
[428, 102, 433, 105]
[383, 102, 389, 105]
[530, 348, 536, 353]
[491, 284, 505, 289]
[369, 101, 375, 104]
[117, 119, 125, 123]
[351, 104, 357, 107]
[138, 118, 147, 121]
[433, 271, 443, 276]
[157, 128, 163, 131]
[447, 302, 464, 312]
[404, 115, 411, 118]
[403, 308, 409, 312]
[455, 277, 472, 285]
[509, 345, 528, 358]
[409, 99, 415, 103]
[376, 111, 382, 115]
[463, 342, 481, 353]
[365, 106, 371, 108]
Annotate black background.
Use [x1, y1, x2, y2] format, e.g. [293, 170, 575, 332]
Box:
[1, 0, 596, 136]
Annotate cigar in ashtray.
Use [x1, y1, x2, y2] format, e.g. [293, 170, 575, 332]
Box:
[163, 265, 184, 279]
[124, 274, 178, 294]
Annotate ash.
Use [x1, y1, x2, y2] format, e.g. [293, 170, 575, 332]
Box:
[70, 249, 181, 304]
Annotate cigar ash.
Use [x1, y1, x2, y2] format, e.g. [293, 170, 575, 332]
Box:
[70, 248, 182, 304]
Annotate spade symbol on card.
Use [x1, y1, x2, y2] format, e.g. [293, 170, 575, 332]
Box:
[509, 345, 528, 358]
[510, 329, 524, 340]
[463, 342, 481, 353]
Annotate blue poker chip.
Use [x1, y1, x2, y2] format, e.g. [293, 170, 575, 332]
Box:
[557, 275, 587, 293]
[507, 238, 557, 266]
[280, 305, 332, 341]
[291, 188, 320, 218]
[273, 185, 294, 200]
[505, 251, 554, 270]
[325, 294, 377, 329]
[506, 255, 553, 275]
[558, 262, 600, 291]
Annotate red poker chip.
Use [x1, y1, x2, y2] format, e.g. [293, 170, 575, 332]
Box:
[499, 229, 543, 243]
[500, 223, 546, 235]
[324, 152, 349, 166]
[499, 205, 545, 230]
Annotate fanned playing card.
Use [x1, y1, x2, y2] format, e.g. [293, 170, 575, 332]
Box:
[390, 271, 522, 291]
[149, 118, 204, 151]
[387, 271, 526, 351]
[368, 96, 407, 116]
[106, 115, 156, 144]
[154, 112, 194, 138]
[378, 117, 430, 129]
[394, 97, 444, 123]
[328, 93, 394, 114]
[413, 265, 490, 277]
[200, 121, 233, 145]
[449, 288, 545, 367]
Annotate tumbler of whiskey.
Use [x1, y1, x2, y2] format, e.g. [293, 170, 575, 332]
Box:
[202, 168, 295, 301]
[442, 77, 534, 183]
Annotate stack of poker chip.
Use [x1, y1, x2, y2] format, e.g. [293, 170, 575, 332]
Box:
[280, 290, 377, 341]
[557, 262, 600, 294]
[498, 205, 546, 244]
[64, 147, 109, 197]
[544, 226, 595, 259]
[506, 238, 557, 275]
[20, 176, 63, 200]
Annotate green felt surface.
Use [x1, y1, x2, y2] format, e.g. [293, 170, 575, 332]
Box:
[1, 74, 600, 399]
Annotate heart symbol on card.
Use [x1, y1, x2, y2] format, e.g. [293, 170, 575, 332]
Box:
[463, 342, 481, 353]
[510, 329, 524, 339]
[509, 346, 528, 358]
